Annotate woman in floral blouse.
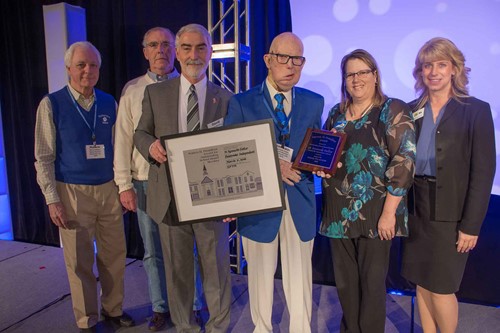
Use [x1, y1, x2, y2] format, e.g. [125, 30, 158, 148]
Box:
[317, 49, 416, 332]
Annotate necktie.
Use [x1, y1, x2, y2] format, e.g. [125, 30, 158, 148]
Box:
[187, 84, 200, 132]
[274, 93, 289, 146]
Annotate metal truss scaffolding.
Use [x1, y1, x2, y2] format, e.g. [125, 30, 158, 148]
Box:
[208, 0, 251, 94]
[208, 0, 250, 274]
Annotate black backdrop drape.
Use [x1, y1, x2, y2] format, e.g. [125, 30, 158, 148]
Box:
[0, 0, 292, 252]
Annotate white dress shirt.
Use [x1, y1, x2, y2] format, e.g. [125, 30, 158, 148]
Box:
[178, 75, 207, 133]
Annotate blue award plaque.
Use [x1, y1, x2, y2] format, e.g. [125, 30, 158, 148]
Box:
[292, 128, 346, 175]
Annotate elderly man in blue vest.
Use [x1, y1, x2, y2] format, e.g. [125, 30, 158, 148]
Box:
[34, 41, 134, 333]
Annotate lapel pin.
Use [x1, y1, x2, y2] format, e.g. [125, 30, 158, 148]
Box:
[213, 97, 217, 104]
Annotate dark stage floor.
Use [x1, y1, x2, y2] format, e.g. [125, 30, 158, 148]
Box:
[1, 240, 499, 332]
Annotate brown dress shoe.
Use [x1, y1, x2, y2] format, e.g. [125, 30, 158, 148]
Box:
[148, 311, 168, 331]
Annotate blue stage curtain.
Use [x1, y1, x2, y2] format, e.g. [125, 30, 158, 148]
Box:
[249, 0, 293, 85]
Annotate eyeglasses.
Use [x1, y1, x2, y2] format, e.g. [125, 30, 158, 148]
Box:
[146, 41, 172, 49]
[269, 53, 305, 66]
[345, 69, 374, 81]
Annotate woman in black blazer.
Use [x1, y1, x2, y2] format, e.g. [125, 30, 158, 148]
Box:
[402, 37, 496, 333]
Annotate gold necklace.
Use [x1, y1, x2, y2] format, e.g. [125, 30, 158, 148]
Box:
[349, 103, 373, 120]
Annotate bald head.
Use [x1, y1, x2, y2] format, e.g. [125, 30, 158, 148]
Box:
[264, 32, 305, 92]
[269, 32, 304, 55]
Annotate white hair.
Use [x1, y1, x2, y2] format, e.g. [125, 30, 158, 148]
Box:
[64, 41, 102, 68]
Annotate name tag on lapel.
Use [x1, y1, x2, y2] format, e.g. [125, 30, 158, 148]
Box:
[207, 117, 224, 129]
[413, 108, 424, 120]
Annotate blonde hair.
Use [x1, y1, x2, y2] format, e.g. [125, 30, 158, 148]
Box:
[339, 49, 385, 113]
[413, 37, 470, 109]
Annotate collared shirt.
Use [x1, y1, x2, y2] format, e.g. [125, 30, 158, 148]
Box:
[146, 68, 180, 82]
[34, 84, 98, 204]
[114, 69, 180, 193]
[69, 84, 95, 110]
[178, 75, 207, 133]
[416, 100, 448, 176]
[265, 77, 292, 116]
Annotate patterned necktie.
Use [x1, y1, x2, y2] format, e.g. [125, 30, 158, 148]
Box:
[187, 84, 200, 132]
[274, 93, 289, 146]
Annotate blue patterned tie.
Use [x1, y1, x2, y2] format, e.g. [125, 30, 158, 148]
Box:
[274, 93, 289, 146]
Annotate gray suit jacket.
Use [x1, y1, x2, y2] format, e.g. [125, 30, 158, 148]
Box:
[134, 77, 233, 224]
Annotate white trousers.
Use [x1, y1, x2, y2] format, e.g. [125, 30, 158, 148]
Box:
[242, 196, 314, 333]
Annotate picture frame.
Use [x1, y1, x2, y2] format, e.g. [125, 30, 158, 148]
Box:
[161, 119, 285, 224]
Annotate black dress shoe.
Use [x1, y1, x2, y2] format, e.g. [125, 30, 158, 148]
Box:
[148, 311, 168, 331]
[193, 309, 203, 327]
[101, 310, 135, 327]
[79, 326, 96, 333]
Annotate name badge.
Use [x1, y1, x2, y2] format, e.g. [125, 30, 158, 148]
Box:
[207, 117, 224, 129]
[413, 108, 424, 120]
[86, 144, 105, 159]
[277, 144, 293, 162]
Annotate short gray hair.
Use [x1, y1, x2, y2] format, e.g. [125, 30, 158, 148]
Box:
[142, 27, 175, 47]
[175, 24, 212, 48]
[64, 41, 102, 68]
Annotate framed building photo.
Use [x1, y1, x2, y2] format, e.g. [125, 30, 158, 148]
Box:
[161, 119, 285, 224]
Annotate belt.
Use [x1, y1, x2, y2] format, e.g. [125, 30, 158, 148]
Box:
[415, 175, 436, 182]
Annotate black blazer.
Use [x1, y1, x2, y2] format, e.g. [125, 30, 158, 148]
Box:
[410, 97, 495, 235]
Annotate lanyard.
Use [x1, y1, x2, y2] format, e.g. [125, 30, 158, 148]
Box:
[66, 86, 97, 144]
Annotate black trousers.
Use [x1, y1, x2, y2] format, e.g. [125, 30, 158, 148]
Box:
[330, 237, 392, 333]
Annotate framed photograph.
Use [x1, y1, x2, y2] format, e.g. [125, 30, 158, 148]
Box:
[292, 128, 347, 175]
[161, 119, 285, 224]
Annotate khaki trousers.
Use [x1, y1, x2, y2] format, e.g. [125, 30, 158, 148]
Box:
[57, 181, 126, 329]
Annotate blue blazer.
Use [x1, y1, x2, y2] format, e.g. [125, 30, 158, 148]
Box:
[224, 82, 324, 242]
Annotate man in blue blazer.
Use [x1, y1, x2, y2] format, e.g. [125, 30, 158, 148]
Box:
[224, 32, 324, 333]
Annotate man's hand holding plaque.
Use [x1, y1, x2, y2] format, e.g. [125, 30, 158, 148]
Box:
[292, 128, 346, 176]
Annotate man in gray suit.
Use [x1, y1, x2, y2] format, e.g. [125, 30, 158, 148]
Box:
[134, 23, 232, 333]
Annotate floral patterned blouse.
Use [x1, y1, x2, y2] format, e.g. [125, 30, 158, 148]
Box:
[319, 98, 416, 239]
